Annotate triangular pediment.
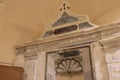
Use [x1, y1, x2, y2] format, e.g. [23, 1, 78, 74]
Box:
[41, 2, 96, 38]
[52, 11, 79, 27]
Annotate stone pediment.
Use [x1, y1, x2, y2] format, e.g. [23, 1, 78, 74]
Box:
[41, 2, 95, 38]
[42, 14, 95, 38]
[15, 22, 120, 55]
[15, 2, 120, 61]
[52, 11, 79, 27]
[15, 2, 120, 80]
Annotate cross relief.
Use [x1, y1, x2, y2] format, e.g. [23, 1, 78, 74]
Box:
[60, 2, 70, 11]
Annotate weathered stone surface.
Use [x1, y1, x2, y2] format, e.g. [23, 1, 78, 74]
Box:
[36, 51, 46, 80]
[109, 71, 120, 80]
[108, 63, 120, 72]
[105, 53, 113, 63]
[91, 42, 109, 80]
[24, 59, 36, 80]
[15, 10, 120, 80]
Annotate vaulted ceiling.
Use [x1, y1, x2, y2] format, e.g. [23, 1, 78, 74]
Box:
[0, 0, 120, 63]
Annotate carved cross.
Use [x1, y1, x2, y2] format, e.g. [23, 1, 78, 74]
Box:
[60, 2, 70, 11]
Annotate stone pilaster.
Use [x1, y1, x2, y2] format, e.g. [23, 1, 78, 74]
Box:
[36, 51, 46, 80]
[90, 42, 109, 80]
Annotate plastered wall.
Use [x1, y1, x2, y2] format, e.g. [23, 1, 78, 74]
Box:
[0, 0, 120, 64]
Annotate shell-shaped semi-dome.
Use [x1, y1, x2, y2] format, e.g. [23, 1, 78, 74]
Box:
[55, 57, 83, 73]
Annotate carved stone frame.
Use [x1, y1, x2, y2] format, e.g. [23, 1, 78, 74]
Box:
[45, 45, 94, 80]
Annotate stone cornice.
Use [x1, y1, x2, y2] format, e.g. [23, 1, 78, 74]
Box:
[99, 34, 120, 51]
[16, 22, 120, 48]
[15, 22, 120, 56]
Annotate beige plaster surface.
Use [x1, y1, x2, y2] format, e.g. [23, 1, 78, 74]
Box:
[0, 0, 120, 63]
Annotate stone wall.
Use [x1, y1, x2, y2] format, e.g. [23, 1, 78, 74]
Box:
[100, 32, 120, 80]
[91, 42, 109, 80]
[15, 22, 120, 80]
[105, 49, 120, 80]
[36, 51, 46, 80]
